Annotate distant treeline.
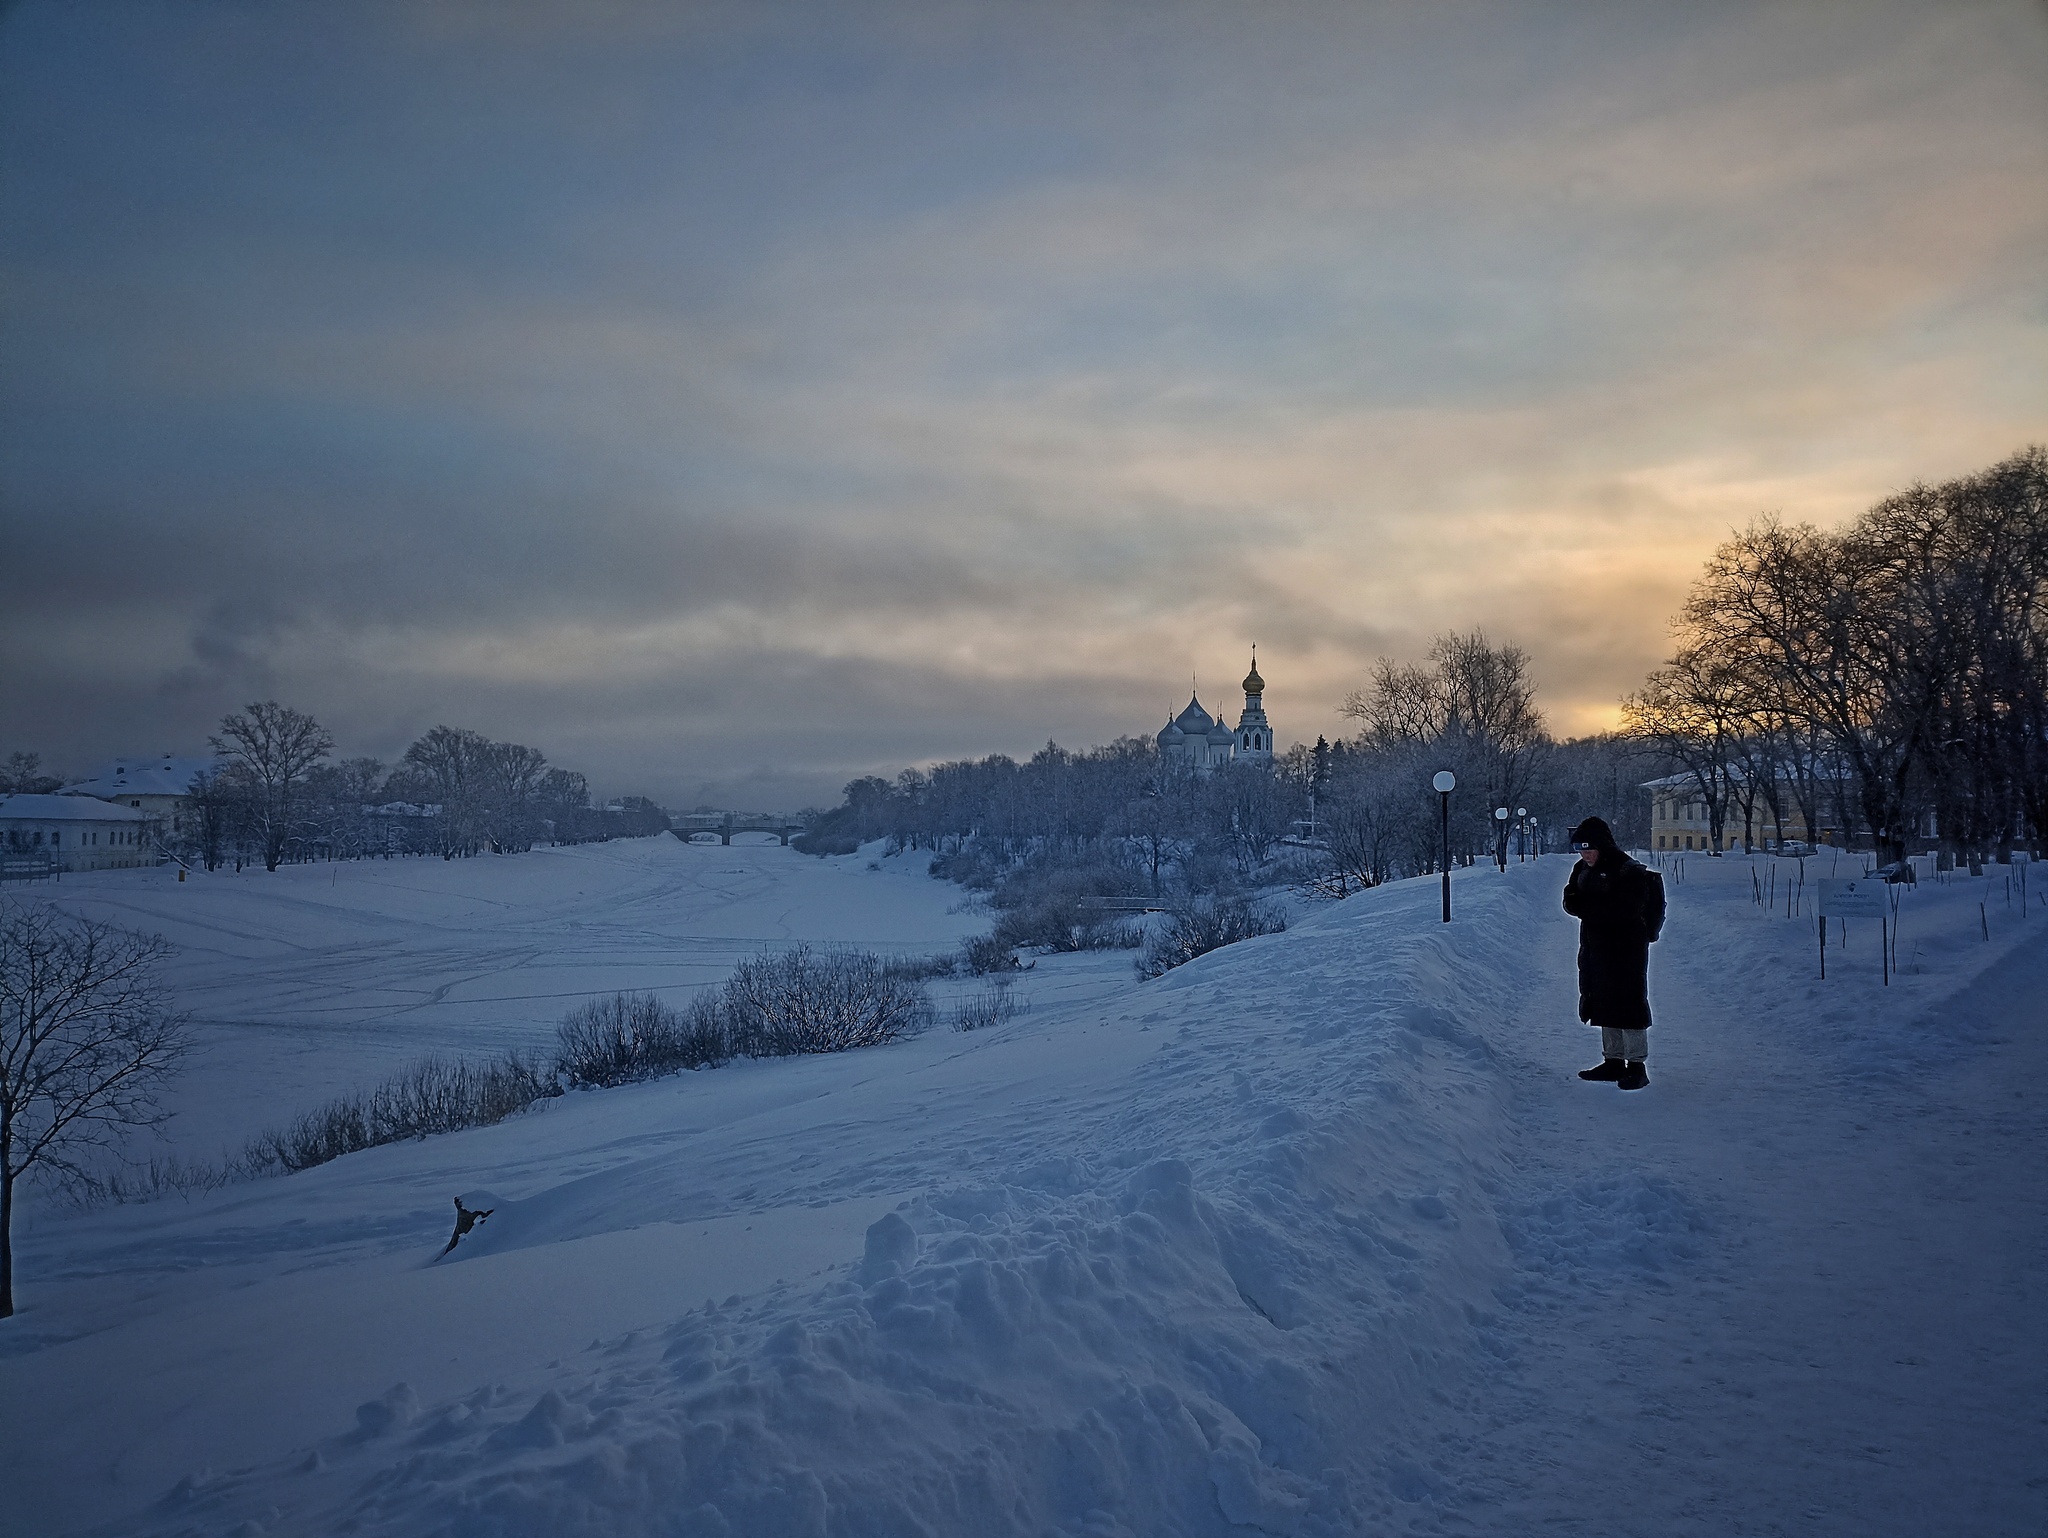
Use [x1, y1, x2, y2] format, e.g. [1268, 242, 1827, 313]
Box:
[199, 705, 670, 870]
[797, 631, 1664, 900]
[4, 704, 670, 872]
[1625, 446, 2047, 862]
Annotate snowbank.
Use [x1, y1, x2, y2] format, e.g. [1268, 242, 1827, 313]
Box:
[4, 851, 2042, 1535]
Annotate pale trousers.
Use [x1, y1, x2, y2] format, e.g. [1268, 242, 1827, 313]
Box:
[1600, 1026, 1648, 1062]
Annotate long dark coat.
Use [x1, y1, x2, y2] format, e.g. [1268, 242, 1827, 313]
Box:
[1561, 852, 1666, 1030]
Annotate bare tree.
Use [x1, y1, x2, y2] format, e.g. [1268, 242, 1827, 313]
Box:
[1205, 762, 1292, 873]
[1673, 449, 2048, 861]
[1623, 648, 1748, 854]
[537, 768, 591, 845]
[403, 726, 491, 858]
[1316, 745, 1423, 892]
[480, 741, 549, 853]
[0, 752, 61, 796]
[1341, 629, 1547, 864]
[0, 903, 187, 1317]
[210, 702, 335, 871]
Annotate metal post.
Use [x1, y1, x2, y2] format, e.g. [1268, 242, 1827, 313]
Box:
[1441, 792, 1451, 920]
[1432, 770, 1455, 921]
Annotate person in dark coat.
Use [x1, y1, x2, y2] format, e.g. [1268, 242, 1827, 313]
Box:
[1561, 815, 1666, 1090]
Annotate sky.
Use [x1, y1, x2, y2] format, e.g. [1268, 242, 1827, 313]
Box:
[3, 1, 2044, 809]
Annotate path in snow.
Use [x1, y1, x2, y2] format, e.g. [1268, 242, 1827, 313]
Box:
[1421, 857, 2048, 1536]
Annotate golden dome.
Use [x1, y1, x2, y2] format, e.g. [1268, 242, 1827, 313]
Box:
[1242, 651, 1264, 695]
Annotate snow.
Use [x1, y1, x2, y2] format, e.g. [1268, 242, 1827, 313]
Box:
[2, 844, 2043, 1536]
[19, 835, 991, 1156]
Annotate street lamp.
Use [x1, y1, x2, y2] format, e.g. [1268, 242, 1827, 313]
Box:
[1517, 807, 1529, 862]
[1494, 806, 1509, 871]
[1433, 770, 1456, 921]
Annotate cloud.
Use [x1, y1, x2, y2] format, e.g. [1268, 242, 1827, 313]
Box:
[2, 0, 2044, 797]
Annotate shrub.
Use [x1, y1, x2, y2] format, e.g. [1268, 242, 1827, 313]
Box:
[553, 992, 733, 1088]
[56, 1154, 240, 1208]
[950, 981, 1025, 1032]
[992, 896, 1144, 954]
[1136, 897, 1288, 978]
[791, 831, 861, 856]
[985, 851, 1153, 953]
[79, 955, 937, 1203]
[929, 844, 1003, 890]
[723, 945, 934, 1055]
[243, 1051, 561, 1175]
[883, 952, 958, 982]
[960, 933, 1023, 974]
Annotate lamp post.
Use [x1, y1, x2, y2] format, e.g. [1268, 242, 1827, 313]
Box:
[1433, 770, 1456, 921]
[1494, 806, 1509, 871]
[1517, 807, 1529, 862]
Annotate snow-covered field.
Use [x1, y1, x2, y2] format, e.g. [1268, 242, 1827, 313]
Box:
[11, 835, 1000, 1157]
[2, 843, 2042, 1536]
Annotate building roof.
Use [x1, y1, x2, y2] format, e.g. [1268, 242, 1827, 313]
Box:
[0, 794, 151, 822]
[63, 755, 216, 801]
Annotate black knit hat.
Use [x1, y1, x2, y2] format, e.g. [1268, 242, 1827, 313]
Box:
[1568, 816, 1619, 852]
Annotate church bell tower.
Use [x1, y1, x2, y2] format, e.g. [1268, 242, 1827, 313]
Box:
[1234, 649, 1272, 766]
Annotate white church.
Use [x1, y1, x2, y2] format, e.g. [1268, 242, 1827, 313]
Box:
[1156, 652, 1273, 771]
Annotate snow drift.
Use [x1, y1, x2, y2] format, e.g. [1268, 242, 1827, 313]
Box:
[4, 843, 2043, 1536]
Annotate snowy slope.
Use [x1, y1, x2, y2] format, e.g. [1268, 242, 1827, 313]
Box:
[20, 836, 987, 1157]
[2, 852, 2043, 1537]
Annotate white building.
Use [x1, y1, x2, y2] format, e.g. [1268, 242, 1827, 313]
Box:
[61, 755, 215, 845]
[0, 794, 157, 872]
[1157, 654, 1274, 772]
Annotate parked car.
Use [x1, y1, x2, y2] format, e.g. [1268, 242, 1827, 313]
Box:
[1774, 841, 1812, 857]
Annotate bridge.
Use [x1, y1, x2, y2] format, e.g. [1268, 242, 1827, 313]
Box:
[669, 811, 807, 846]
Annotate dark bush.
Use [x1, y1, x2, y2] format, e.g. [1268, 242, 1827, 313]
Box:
[1136, 897, 1288, 978]
[243, 1051, 561, 1175]
[930, 844, 1004, 890]
[983, 851, 1152, 953]
[723, 945, 934, 1055]
[992, 896, 1143, 954]
[791, 831, 861, 856]
[554, 992, 732, 1088]
[960, 933, 1023, 974]
[950, 981, 1025, 1032]
[83, 953, 938, 1204]
[883, 952, 957, 981]
[56, 1154, 240, 1208]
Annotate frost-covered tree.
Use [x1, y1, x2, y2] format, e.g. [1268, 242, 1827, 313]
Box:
[0, 903, 187, 1317]
[0, 753, 61, 796]
[209, 702, 334, 870]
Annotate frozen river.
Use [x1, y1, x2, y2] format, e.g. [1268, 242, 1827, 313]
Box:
[28, 834, 994, 1157]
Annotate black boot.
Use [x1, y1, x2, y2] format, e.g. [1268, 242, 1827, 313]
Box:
[1617, 1061, 1649, 1091]
[1578, 1058, 1625, 1082]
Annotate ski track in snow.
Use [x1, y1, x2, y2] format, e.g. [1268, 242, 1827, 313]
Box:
[1, 842, 2043, 1536]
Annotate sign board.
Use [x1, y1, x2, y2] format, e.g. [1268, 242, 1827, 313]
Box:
[2010, 851, 2032, 864]
[1817, 879, 1885, 918]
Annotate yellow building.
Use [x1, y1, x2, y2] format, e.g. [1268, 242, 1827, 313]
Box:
[1644, 773, 1824, 853]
